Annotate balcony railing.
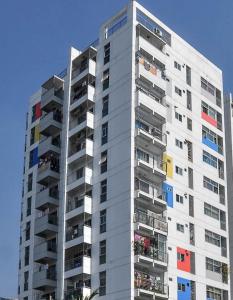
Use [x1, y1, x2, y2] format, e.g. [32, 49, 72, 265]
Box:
[135, 271, 168, 295]
[136, 121, 167, 144]
[66, 225, 91, 242]
[67, 197, 85, 213]
[134, 210, 167, 233]
[65, 255, 90, 272]
[135, 179, 166, 201]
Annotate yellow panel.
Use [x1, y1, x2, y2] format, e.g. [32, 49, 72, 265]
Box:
[163, 153, 173, 178]
[34, 125, 40, 142]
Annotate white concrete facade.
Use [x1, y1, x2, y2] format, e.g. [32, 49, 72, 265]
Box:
[18, 2, 230, 300]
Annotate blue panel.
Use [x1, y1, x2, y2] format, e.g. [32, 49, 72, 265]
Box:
[32, 147, 39, 166]
[177, 277, 191, 300]
[162, 183, 173, 208]
[202, 137, 218, 152]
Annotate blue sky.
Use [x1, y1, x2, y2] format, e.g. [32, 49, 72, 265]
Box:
[0, 0, 232, 297]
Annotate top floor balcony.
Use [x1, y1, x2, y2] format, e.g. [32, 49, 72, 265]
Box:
[41, 75, 64, 112]
[71, 47, 96, 85]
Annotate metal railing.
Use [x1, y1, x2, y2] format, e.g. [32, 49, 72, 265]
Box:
[134, 271, 168, 295]
[65, 255, 90, 271]
[66, 197, 84, 213]
[134, 210, 167, 232]
[134, 240, 167, 263]
[135, 179, 166, 201]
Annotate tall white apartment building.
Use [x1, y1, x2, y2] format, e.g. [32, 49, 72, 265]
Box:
[18, 1, 230, 300]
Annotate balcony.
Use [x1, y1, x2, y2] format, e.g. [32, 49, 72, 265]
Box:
[137, 35, 167, 67]
[136, 58, 166, 92]
[33, 268, 56, 291]
[64, 287, 91, 300]
[34, 214, 58, 238]
[37, 157, 60, 186]
[41, 75, 64, 112]
[66, 196, 92, 220]
[134, 210, 167, 234]
[40, 111, 62, 137]
[69, 112, 94, 138]
[36, 186, 59, 210]
[72, 60, 96, 86]
[38, 136, 60, 158]
[64, 256, 91, 279]
[34, 241, 57, 264]
[70, 86, 95, 113]
[67, 167, 92, 193]
[136, 89, 166, 121]
[135, 179, 167, 213]
[135, 121, 166, 151]
[135, 156, 166, 180]
[68, 138, 93, 166]
[65, 225, 91, 249]
[135, 271, 168, 299]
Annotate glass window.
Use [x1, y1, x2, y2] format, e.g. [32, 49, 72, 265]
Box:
[100, 209, 107, 233]
[104, 43, 110, 64]
[203, 150, 217, 168]
[100, 179, 107, 203]
[103, 69, 110, 91]
[102, 122, 108, 145]
[99, 240, 106, 264]
[102, 95, 109, 117]
[99, 271, 106, 296]
[203, 176, 218, 194]
[100, 151, 108, 174]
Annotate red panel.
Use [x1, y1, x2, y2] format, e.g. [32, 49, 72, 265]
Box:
[35, 102, 42, 119]
[201, 111, 217, 127]
[177, 247, 191, 272]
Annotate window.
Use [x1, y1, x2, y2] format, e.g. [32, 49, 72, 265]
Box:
[204, 203, 219, 220]
[103, 69, 110, 91]
[175, 86, 182, 96]
[202, 101, 216, 120]
[175, 139, 183, 149]
[176, 194, 184, 204]
[99, 271, 106, 296]
[100, 179, 107, 203]
[175, 166, 183, 175]
[187, 140, 193, 162]
[24, 271, 29, 291]
[187, 90, 192, 110]
[188, 168, 193, 189]
[206, 286, 222, 300]
[26, 197, 32, 217]
[177, 223, 184, 233]
[102, 95, 109, 117]
[104, 43, 110, 64]
[24, 246, 30, 266]
[201, 77, 215, 96]
[189, 195, 194, 217]
[203, 176, 218, 194]
[100, 151, 108, 174]
[30, 127, 35, 145]
[100, 209, 107, 233]
[203, 150, 217, 168]
[27, 173, 33, 192]
[136, 148, 149, 163]
[102, 123, 108, 145]
[202, 126, 217, 143]
[174, 61, 181, 71]
[187, 118, 192, 131]
[205, 229, 220, 247]
[206, 257, 221, 273]
[177, 252, 185, 262]
[178, 283, 186, 292]
[175, 112, 182, 122]
[99, 240, 106, 264]
[186, 65, 191, 86]
[25, 221, 31, 241]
